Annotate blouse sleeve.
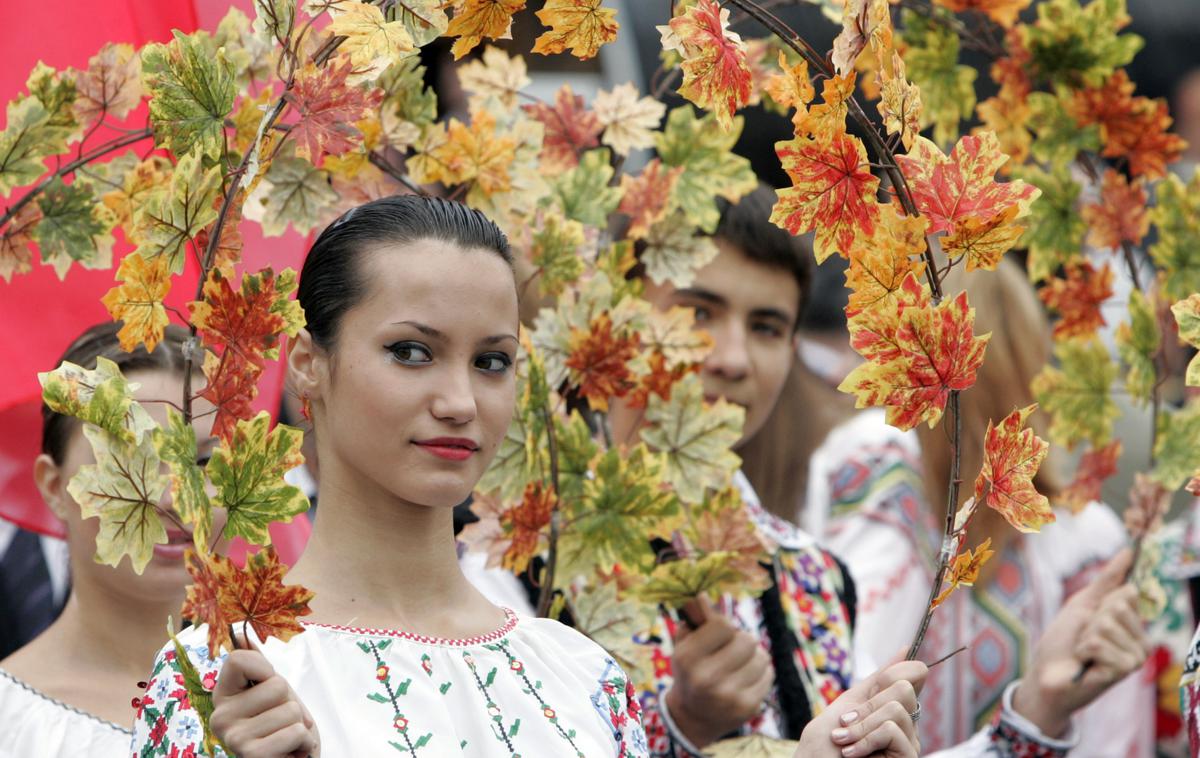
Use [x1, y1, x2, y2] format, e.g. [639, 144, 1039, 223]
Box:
[925, 681, 1079, 758]
[130, 629, 228, 758]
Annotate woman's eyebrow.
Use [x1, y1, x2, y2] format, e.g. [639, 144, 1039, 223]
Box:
[481, 334, 519, 346]
[391, 320, 444, 339]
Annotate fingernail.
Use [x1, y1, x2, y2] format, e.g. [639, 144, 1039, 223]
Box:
[842, 745, 859, 757]
[839, 710, 859, 725]
[831, 727, 850, 742]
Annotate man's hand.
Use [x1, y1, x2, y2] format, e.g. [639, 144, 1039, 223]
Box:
[664, 597, 774, 748]
[1012, 548, 1151, 738]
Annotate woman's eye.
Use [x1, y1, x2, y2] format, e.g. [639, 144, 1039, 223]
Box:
[387, 342, 433, 364]
[476, 353, 513, 373]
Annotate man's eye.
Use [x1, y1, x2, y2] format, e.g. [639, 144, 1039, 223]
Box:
[692, 306, 711, 322]
[386, 342, 433, 364]
[752, 322, 784, 338]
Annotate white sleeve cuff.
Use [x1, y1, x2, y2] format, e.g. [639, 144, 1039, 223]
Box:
[996, 679, 1080, 753]
[657, 688, 706, 757]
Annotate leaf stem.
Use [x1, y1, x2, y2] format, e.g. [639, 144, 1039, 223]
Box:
[536, 405, 562, 618]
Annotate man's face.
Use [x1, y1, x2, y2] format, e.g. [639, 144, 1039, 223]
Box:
[643, 239, 800, 446]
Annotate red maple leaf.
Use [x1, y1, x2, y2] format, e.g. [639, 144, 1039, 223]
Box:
[198, 350, 261, 444]
[565, 312, 640, 411]
[1071, 71, 1186, 180]
[1059, 440, 1122, 513]
[522, 85, 603, 171]
[286, 59, 383, 163]
[618, 159, 683, 239]
[190, 268, 297, 369]
[974, 404, 1054, 533]
[1081, 169, 1149, 249]
[625, 351, 697, 410]
[501, 481, 557, 573]
[1038, 260, 1114, 340]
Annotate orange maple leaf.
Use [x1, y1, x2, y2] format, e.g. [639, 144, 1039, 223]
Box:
[1071, 71, 1186, 180]
[659, 0, 752, 131]
[932, 537, 995, 609]
[844, 206, 928, 317]
[199, 350, 260, 444]
[183, 547, 314, 658]
[532, 0, 619, 60]
[501, 480, 557, 573]
[446, 0, 527, 60]
[974, 404, 1054, 533]
[896, 132, 1039, 237]
[974, 86, 1033, 170]
[618, 159, 683, 239]
[933, 0, 1031, 27]
[190, 268, 294, 369]
[194, 193, 245, 276]
[1038, 260, 1114, 340]
[286, 59, 383, 163]
[799, 72, 857, 139]
[1125, 472, 1169, 538]
[430, 109, 517, 195]
[565, 311, 639, 411]
[1081, 169, 1149, 249]
[771, 127, 880, 263]
[625, 351, 698, 410]
[1059, 440, 1122, 513]
[762, 51, 814, 128]
[102, 253, 173, 353]
[522, 85, 603, 171]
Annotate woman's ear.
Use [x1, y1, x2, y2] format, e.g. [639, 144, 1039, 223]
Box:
[287, 328, 325, 402]
[33, 453, 70, 523]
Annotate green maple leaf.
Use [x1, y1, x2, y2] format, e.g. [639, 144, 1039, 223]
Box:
[142, 30, 237, 160]
[25, 62, 79, 131]
[208, 412, 310, 545]
[39, 356, 157, 444]
[552, 411, 597, 503]
[156, 408, 213, 551]
[568, 579, 656, 677]
[34, 177, 112, 278]
[640, 373, 744, 504]
[167, 623, 227, 755]
[215, 7, 275, 87]
[132, 147, 222, 274]
[1151, 401, 1200, 490]
[1115, 289, 1160, 404]
[640, 210, 719, 289]
[898, 9, 977, 148]
[1171, 294, 1200, 387]
[1016, 165, 1085, 283]
[69, 425, 170, 574]
[559, 445, 679, 575]
[0, 97, 72, 193]
[478, 347, 550, 502]
[550, 148, 621, 228]
[656, 106, 756, 233]
[252, 154, 338, 236]
[529, 212, 586, 298]
[1023, 0, 1143, 88]
[389, 0, 450, 47]
[1031, 338, 1118, 450]
[1149, 171, 1200, 302]
[634, 552, 747, 608]
[378, 57, 438, 132]
[1027, 90, 1101, 169]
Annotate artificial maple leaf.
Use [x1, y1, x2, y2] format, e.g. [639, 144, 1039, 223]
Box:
[430, 109, 518, 195]
[635, 552, 749, 607]
[24, 62, 78, 132]
[208, 412, 309, 545]
[182, 550, 234, 656]
[1070, 71, 1185, 180]
[771, 127, 880, 263]
[844, 207, 928, 316]
[248, 154, 338, 236]
[194, 192, 246, 276]
[1081, 169, 1149, 249]
[640, 373, 744, 504]
[618, 159, 683, 240]
[0, 97, 72, 194]
[941, 207, 1026, 272]
[566, 578, 657, 676]
[191, 266, 304, 371]
[1022, 0, 1141, 88]
[101, 155, 172, 231]
[1027, 89, 1102, 169]
[446, 0, 526, 59]
[40, 356, 156, 444]
[72, 43, 142, 125]
[198, 350, 260, 444]
[1016, 164, 1085, 283]
[69, 426, 170, 573]
[799, 72, 857, 139]
[527, 211, 586, 298]
[685, 486, 773, 591]
[899, 8, 977, 146]
[1152, 401, 1200, 490]
[327, 3, 414, 80]
[974, 86, 1032, 170]
[974, 404, 1053, 533]
[0, 203, 40, 282]
[1038, 260, 1113, 340]
[532, 0, 618, 60]
[840, 276, 991, 430]
[932, 538, 995, 609]
[286, 59, 383, 163]
[933, 0, 1030, 27]
[878, 52, 923, 151]
[1115, 288, 1161, 405]
[549, 147, 622, 227]
[832, 0, 891, 76]
[1031, 338, 1118, 449]
[141, 31, 236, 160]
[655, 106, 757, 233]
[1059, 440, 1122, 513]
[762, 51, 814, 128]
[593, 83, 666, 156]
[1149, 171, 1200, 302]
[1172, 294, 1200, 387]
[500, 480, 557, 573]
[131, 147, 222, 274]
[101, 254, 173, 353]
[156, 408, 213, 552]
[391, 0, 450, 47]
[896, 131, 1039, 238]
[640, 210, 720, 289]
[1125, 472, 1169, 539]
[457, 45, 529, 109]
[641, 305, 714, 367]
[658, 0, 752, 132]
[625, 351, 698, 410]
[564, 312, 639, 411]
[522, 85, 603, 171]
[34, 177, 112, 279]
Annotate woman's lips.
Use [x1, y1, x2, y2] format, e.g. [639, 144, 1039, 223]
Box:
[153, 529, 192, 561]
[413, 438, 480, 462]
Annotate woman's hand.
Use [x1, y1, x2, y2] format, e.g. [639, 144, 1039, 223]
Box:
[795, 659, 927, 758]
[210, 646, 321, 758]
[664, 597, 775, 748]
[1012, 548, 1150, 738]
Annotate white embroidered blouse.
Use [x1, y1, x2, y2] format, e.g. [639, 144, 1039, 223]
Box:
[0, 667, 134, 757]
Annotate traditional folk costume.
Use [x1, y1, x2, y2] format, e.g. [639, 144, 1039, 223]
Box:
[130, 611, 647, 757]
[0, 668, 133, 757]
[806, 409, 1154, 757]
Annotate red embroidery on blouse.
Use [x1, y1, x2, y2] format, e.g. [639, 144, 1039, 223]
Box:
[302, 607, 519, 646]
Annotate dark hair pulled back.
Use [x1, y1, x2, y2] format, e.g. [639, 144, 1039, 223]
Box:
[298, 195, 513, 350]
[42, 322, 193, 465]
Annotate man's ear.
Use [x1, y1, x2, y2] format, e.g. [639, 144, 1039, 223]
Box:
[33, 453, 70, 522]
[287, 328, 325, 402]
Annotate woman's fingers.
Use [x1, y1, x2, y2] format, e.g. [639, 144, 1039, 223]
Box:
[832, 699, 917, 747]
[838, 719, 915, 758]
[841, 678, 918, 727]
[214, 649, 277, 700]
[246, 721, 319, 758]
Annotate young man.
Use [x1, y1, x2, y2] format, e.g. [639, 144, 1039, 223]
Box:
[612, 185, 1151, 757]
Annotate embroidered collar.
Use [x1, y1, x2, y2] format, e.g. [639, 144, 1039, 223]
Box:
[302, 606, 520, 647]
[0, 668, 134, 735]
[734, 470, 817, 551]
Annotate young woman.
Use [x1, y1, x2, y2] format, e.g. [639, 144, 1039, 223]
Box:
[0, 322, 221, 756]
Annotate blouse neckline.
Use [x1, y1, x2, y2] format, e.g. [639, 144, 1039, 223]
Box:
[0, 667, 133, 735]
[301, 605, 520, 647]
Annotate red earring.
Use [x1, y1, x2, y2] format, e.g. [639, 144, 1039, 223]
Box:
[301, 393, 312, 421]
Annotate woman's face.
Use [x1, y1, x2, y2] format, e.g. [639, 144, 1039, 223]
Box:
[47, 369, 222, 603]
[310, 239, 519, 509]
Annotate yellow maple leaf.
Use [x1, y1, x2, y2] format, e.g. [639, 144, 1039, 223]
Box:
[458, 45, 530, 110]
[942, 206, 1026, 271]
[932, 538, 995, 608]
[762, 52, 814, 128]
[878, 52, 922, 150]
[327, 3, 414, 79]
[845, 206, 928, 316]
[446, 0, 526, 60]
[798, 71, 857, 139]
[532, 0, 618, 60]
[101, 254, 173, 352]
[430, 109, 518, 195]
